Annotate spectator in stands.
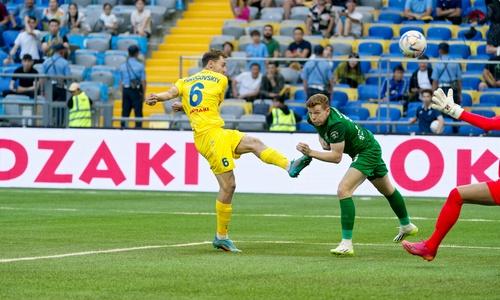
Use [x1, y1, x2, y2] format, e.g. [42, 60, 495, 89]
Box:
[267, 98, 302, 132]
[62, 3, 90, 35]
[120, 45, 146, 128]
[432, 42, 462, 104]
[3, 54, 38, 98]
[323, 44, 334, 69]
[333, 52, 364, 88]
[479, 55, 500, 90]
[301, 45, 334, 99]
[403, 0, 433, 21]
[380, 65, 407, 102]
[232, 63, 262, 102]
[246, 30, 268, 72]
[11, 0, 42, 29]
[4, 16, 42, 65]
[248, 0, 274, 11]
[131, 0, 152, 38]
[410, 89, 444, 134]
[284, 0, 305, 20]
[260, 61, 286, 100]
[223, 41, 243, 98]
[435, 0, 462, 25]
[43, 44, 70, 127]
[409, 55, 433, 101]
[306, 0, 334, 38]
[335, 0, 363, 38]
[263, 24, 280, 58]
[231, 0, 251, 21]
[67, 82, 92, 128]
[285, 27, 312, 64]
[42, 0, 64, 30]
[99, 3, 118, 35]
[41, 19, 70, 57]
[486, 0, 500, 55]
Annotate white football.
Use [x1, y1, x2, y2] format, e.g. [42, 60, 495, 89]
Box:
[399, 30, 427, 58]
[430, 120, 441, 134]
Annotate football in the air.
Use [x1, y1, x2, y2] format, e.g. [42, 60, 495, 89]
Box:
[399, 30, 427, 58]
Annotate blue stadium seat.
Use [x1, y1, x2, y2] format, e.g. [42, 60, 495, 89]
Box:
[358, 42, 383, 56]
[476, 44, 489, 56]
[288, 103, 307, 117]
[347, 115, 361, 121]
[477, 94, 500, 106]
[427, 27, 452, 40]
[67, 34, 85, 49]
[389, 42, 401, 54]
[377, 107, 401, 120]
[387, 0, 406, 10]
[252, 101, 270, 115]
[406, 61, 419, 73]
[471, 109, 496, 118]
[490, 130, 500, 136]
[365, 77, 380, 85]
[399, 26, 424, 36]
[461, 93, 473, 106]
[378, 12, 403, 24]
[331, 91, 348, 107]
[359, 59, 372, 74]
[466, 55, 489, 73]
[457, 28, 483, 40]
[368, 26, 393, 39]
[364, 117, 391, 134]
[341, 107, 370, 120]
[461, 77, 481, 90]
[459, 124, 485, 135]
[395, 118, 419, 133]
[449, 44, 471, 59]
[425, 43, 439, 57]
[407, 101, 422, 112]
[111, 35, 148, 55]
[380, 53, 404, 71]
[294, 89, 306, 101]
[357, 84, 379, 101]
[406, 107, 418, 118]
[297, 121, 316, 132]
[2, 30, 19, 48]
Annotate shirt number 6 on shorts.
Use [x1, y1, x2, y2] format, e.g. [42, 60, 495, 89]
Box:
[222, 158, 229, 167]
[189, 82, 204, 107]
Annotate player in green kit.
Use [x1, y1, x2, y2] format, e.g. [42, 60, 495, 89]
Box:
[288, 94, 418, 256]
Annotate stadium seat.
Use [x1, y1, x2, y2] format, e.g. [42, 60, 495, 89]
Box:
[461, 93, 473, 106]
[116, 38, 139, 52]
[476, 44, 489, 56]
[358, 42, 383, 56]
[357, 84, 379, 101]
[293, 89, 306, 101]
[406, 61, 419, 73]
[280, 20, 305, 37]
[75, 50, 98, 68]
[478, 94, 500, 106]
[457, 28, 483, 40]
[378, 12, 403, 24]
[426, 27, 452, 41]
[377, 107, 401, 120]
[395, 117, 419, 133]
[280, 67, 300, 84]
[331, 91, 349, 107]
[297, 121, 316, 132]
[249, 6, 259, 19]
[2, 30, 18, 48]
[399, 26, 424, 36]
[210, 35, 235, 50]
[466, 55, 489, 73]
[222, 25, 246, 39]
[85, 37, 110, 52]
[260, 7, 284, 22]
[80, 81, 107, 102]
[490, 130, 500, 136]
[113, 35, 147, 54]
[449, 44, 471, 59]
[252, 100, 271, 115]
[238, 114, 267, 131]
[461, 77, 481, 90]
[471, 109, 496, 118]
[359, 58, 372, 74]
[274, 35, 293, 54]
[359, 0, 382, 9]
[220, 103, 245, 118]
[368, 26, 393, 39]
[104, 50, 127, 68]
[389, 42, 401, 55]
[459, 124, 485, 135]
[387, 0, 406, 10]
[425, 43, 439, 57]
[69, 64, 87, 81]
[288, 102, 307, 117]
[290, 6, 309, 21]
[89, 66, 117, 88]
[341, 107, 370, 120]
[364, 117, 391, 134]
[331, 42, 352, 56]
[174, 115, 192, 131]
[67, 33, 85, 49]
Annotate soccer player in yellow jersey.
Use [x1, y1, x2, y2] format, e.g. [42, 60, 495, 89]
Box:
[145, 50, 309, 253]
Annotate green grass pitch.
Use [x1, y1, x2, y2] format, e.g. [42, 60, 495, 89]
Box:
[1, 189, 499, 299]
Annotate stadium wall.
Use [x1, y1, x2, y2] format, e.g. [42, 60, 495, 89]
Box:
[0, 128, 498, 198]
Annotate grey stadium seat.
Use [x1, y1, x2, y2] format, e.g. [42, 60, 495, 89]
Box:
[220, 104, 245, 118]
[175, 114, 192, 130]
[238, 35, 252, 51]
[280, 67, 300, 84]
[260, 8, 284, 22]
[75, 50, 97, 68]
[222, 25, 246, 39]
[274, 35, 293, 54]
[188, 67, 202, 76]
[249, 6, 259, 19]
[79, 81, 101, 102]
[280, 20, 305, 37]
[238, 114, 267, 131]
[359, 0, 382, 9]
[333, 43, 353, 55]
[290, 6, 309, 21]
[104, 50, 128, 68]
[90, 66, 115, 87]
[252, 100, 271, 115]
[210, 35, 235, 50]
[221, 114, 237, 129]
[117, 38, 139, 51]
[85, 37, 110, 52]
[69, 64, 86, 81]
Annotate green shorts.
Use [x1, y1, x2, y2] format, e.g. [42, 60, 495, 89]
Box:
[350, 141, 388, 181]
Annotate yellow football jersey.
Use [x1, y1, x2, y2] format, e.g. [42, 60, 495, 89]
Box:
[175, 69, 227, 134]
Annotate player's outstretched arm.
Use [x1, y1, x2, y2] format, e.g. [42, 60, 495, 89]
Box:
[296, 141, 344, 164]
[145, 86, 180, 106]
[458, 111, 500, 131]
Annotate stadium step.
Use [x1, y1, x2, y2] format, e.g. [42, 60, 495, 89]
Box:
[176, 18, 224, 28]
[158, 43, 209, 52]
[163, 35, 212, 44]
[170, 27, 220, 35]
[183, 11, 233, 18]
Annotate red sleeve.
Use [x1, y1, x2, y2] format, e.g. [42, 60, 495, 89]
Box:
[459, 111, 500, 131]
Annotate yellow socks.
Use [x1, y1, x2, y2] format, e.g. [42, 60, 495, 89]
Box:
[216, 200, 232, 239]
[259, 147, 289, 170]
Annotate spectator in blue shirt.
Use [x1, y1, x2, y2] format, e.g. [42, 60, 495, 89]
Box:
[43, 43, 70, 127]
[246, 30, 268, 72]
[410, 89, 444, 134]
[432, 42, 462, 104]
[12, 0, 43, 29]
[119, 45, 146, 128]
[436, 0, 462, 25]
[380, 65, 407, 102]
[301, 45, 333, 99]
[403, 0, 433, 21]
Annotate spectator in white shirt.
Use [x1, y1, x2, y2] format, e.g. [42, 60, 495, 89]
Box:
[131, 0, 151, 38]
[335, 0, 363, 38]
[99, 3, 118, 35]
[4, 15, 42, 64]
[232, 63, 262, 102]
[409, 55, 433, 101]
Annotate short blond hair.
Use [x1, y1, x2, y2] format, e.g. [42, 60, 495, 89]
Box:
[306, 94, 329, 109]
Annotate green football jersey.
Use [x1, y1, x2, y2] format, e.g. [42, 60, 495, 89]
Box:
[308, 107, 377, 158]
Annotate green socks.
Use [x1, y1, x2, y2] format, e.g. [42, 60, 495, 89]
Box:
[340, 198, 355, 240]
[386, 189, 410, 226]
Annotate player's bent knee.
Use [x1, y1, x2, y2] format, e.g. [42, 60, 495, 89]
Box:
[337, 186, 353, 199]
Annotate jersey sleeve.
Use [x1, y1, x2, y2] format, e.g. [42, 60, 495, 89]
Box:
[174, 79, 184, 96]
[459, 110, 500, 131]
[219, 76, 228, 103]
[327, 122, 346, 144]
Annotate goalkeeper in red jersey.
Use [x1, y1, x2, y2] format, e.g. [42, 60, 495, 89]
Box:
[403, 89, 500, 261]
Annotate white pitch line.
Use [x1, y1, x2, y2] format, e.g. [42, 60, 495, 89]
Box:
[1, 206, 499, 223]
[0, 241, 211, 264]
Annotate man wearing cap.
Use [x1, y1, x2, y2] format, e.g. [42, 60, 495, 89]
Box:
[301, 45, 334, 99]
[3, 54, 38, 98]
[432, 42, 462, 104]
[119, 45, 146, 128]
[43, 43, 70, 127]
[67, 82, 92, 128]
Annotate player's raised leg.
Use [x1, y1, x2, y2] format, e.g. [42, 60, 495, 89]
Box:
[370, 175, 418, 242]
[235, 134, 292, 171]
[330, 167, 366, 256]
[403, 182, 497, 261]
